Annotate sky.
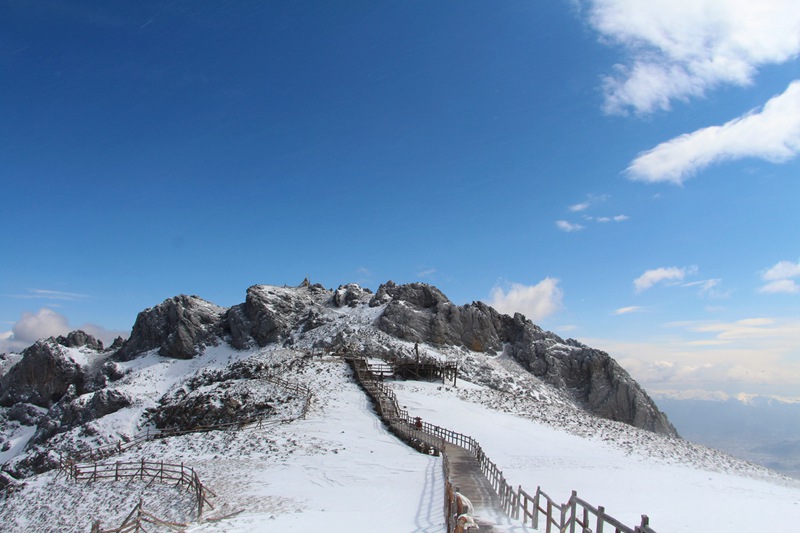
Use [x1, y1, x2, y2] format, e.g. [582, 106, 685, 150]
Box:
[2, 1, 799, 398]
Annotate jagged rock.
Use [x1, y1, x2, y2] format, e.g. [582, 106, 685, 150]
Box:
[0, 471, 24, 499]
[116, 295, 224, 360]
[0, 341, 87, 408]
[375, 282, 677, 436]
[7, 403, 45, 426]
[332, 284, 372, 308]
[223, 284, 331, 349]
[151, 377, 292, 430]
[30, 388, 132, 445]
[55, 330, 103, 351]
[108, 336, 125, 352]
[370, 281, 449, 309]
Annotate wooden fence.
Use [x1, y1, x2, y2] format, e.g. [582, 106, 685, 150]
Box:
[63, 458, 215, 521]
[90, 499, 189, 533]
[347, 354, 658, 533]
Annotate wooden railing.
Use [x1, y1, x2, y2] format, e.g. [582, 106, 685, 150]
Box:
[62, 458, 215, 520]
[347, 354, 658, 533]
[90, 499, 188, 533]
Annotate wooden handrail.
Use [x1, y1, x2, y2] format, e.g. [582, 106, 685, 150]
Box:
[347, 353, 658, 533]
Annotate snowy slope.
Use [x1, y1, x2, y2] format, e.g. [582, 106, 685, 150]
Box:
[391, 380, 800, 533]
[2, 287, 800, 532]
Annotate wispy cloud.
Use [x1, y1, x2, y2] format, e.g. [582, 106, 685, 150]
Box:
[614, 306, 645, 315]
[416, 268, 437, 279]
[627, 81, 800, 183]
[7, 288, 90, 301]
[582, 316, 800, 395]
[569, 202, 591, 212]
[634, 266, 696, 293]
[556, 220, 584, 232]
[487, 278, 564, 321]
[562, 195, 627, 228]
[585, 0, 800, 115]
[759, 259, 800, 294]
[596, 215, 629, 223]
[0, 307, 127, 353]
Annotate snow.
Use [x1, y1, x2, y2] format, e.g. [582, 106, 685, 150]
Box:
[3, 295, 800, 532]
[391, 380, 800, 533]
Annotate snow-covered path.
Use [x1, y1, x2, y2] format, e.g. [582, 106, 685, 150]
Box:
[391, 380, 800, 533]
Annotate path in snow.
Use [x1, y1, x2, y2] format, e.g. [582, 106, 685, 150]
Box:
[445, 442, 507, 531]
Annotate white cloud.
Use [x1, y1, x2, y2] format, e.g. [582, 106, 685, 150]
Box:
[762, 260, 800, 281]
[488, 278, 564, 321]
[583, 316, 800, 395]
[597, 214, 629, 223]
[569, 202, 591, 212]
[0, 308, 128, 354]
[416, 268, 437, 278]
[614, 306, 644, 315]
[12, 308, 71, 344]
[585, 0, 800, 115]
[627, 81, 800, 183]
[760, 279, 799, 294]
[634, 266, 692, 293]
[555, 220, 584, 232]
[759, 259, 800, 293]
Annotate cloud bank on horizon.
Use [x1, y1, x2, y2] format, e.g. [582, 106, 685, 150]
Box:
[0, 307, 127, 354]
[584, 0, 800, 183]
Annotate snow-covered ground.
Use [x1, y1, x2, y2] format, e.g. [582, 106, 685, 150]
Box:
[3, 331, 800, 532]
[391, 379, 800, 533]
[0, 357, 446, 533]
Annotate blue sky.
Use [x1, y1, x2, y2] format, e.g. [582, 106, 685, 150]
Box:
[2, 1, 799, 398]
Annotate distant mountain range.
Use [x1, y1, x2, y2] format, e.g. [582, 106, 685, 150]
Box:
[654, 391, 800, 478]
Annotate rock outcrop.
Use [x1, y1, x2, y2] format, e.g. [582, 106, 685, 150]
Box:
[55, 330, 103, 351]
[223, 283, 331, 349]
[0, 341, 87, 408]
[373, 282, 677, 436]
[30, 387, 131, 445]
[115, 295, 224, 360]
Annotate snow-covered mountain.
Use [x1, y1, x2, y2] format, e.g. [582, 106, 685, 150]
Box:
[1, 281, 798, 532]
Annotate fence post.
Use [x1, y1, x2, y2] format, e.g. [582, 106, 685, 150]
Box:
[596, 505, 605, 533]
[569, 490, 578, 533]
[533, 487, 540, 529]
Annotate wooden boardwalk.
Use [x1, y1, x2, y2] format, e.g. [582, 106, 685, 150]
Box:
[346, 355, 514, 531]
[444, 443, 510, 532]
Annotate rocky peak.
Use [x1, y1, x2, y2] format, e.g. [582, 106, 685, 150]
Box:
[0, 340, 87, 408]
[55, 330, 103, 351]
[115, 295, 225, 361]
[374, 282, 677, 436]
[332, 284, 372, 308]
[224, 283, 332, 349]
[370, 281, 450, 309]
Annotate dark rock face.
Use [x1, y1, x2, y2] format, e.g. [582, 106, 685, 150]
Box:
[108, 336, 125, 351]
[30, 388, 131, 445]
[116, 295, 224, 360]
[0, 341, 87, 408]
[374, 282, 677, 436]
[370, 281, 449, 309]
[223, 284, 332, 349]
[55, 330, 103, 351]
[7, 403, 45, 426]
[332, 284, 372, 308]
